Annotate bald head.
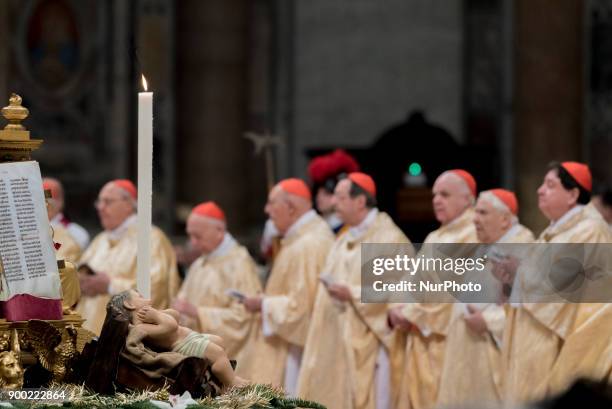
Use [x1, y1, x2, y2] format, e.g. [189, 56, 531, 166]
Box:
[276, 185, 312, 212]
[432, 172, 474, 225]
[186, 212, 226, 254]
[265, 184, 313, 234]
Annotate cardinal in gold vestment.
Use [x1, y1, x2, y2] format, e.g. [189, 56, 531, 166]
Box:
[436, 189, 534, 409]
[391, 169, 478, 409]
[297, 173, 413, 409]
[172, 202, 262, 378]
[76, 180, 179, 334]
[242, 179, 334, 393]
[502, 162, 612, 405]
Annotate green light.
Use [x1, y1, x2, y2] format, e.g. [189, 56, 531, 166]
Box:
[408, 162, 422, 176]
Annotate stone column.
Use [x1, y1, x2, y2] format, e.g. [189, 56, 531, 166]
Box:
[513, 0, 584, 232]
[176, 0, 252, 232]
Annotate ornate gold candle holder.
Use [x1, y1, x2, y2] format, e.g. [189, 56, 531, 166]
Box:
[0, 93, 94, 388]
[0, 94, 43, 162]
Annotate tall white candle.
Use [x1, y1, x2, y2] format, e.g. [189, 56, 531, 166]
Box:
[137, 75, 153, 299]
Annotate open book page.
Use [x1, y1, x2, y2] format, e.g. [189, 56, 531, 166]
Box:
[0, 161, 61, 301]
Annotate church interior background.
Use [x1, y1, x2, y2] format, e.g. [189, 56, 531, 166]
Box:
[0, 0, 610, 250]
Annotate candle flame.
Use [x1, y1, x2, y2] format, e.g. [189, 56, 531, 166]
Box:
[141, 75, 148, 92]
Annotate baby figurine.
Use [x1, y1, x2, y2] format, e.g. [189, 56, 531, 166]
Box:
[117, 289, 245, 390]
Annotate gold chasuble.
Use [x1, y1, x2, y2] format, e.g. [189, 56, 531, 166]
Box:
[395, 207, 477, 409]
[177, 234, 262, 377]
[546, 303, 612, 394]
[77, 216, 180, 334]
[503, 206, 612, 404]
[52, 224, 82, 264]
[436, 223, 534, 408]
[246, 211, 334, 389]
[297, 210, 413, 409]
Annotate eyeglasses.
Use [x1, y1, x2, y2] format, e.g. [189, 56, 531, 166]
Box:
[94, 197, 129, 208]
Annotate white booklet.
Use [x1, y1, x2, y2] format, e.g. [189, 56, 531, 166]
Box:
[319, 272, 335, 287]
[0, 161, 61, 301]
[225, 288, 246, 302]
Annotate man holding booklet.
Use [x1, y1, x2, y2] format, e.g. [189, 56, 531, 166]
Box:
[241, 178, 333, 395]
[172, 201, 262, 379]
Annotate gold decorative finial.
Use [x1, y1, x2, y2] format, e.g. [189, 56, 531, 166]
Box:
[1, 93, 29, 133]
[0, 93, 42, 161]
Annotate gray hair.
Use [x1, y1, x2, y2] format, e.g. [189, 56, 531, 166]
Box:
[197, 214, 227, 230]
[478, 191, 518, 225]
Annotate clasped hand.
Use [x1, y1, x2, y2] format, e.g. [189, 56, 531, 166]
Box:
[491, 255, 520, 285]
[326, 283, 352, 302]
